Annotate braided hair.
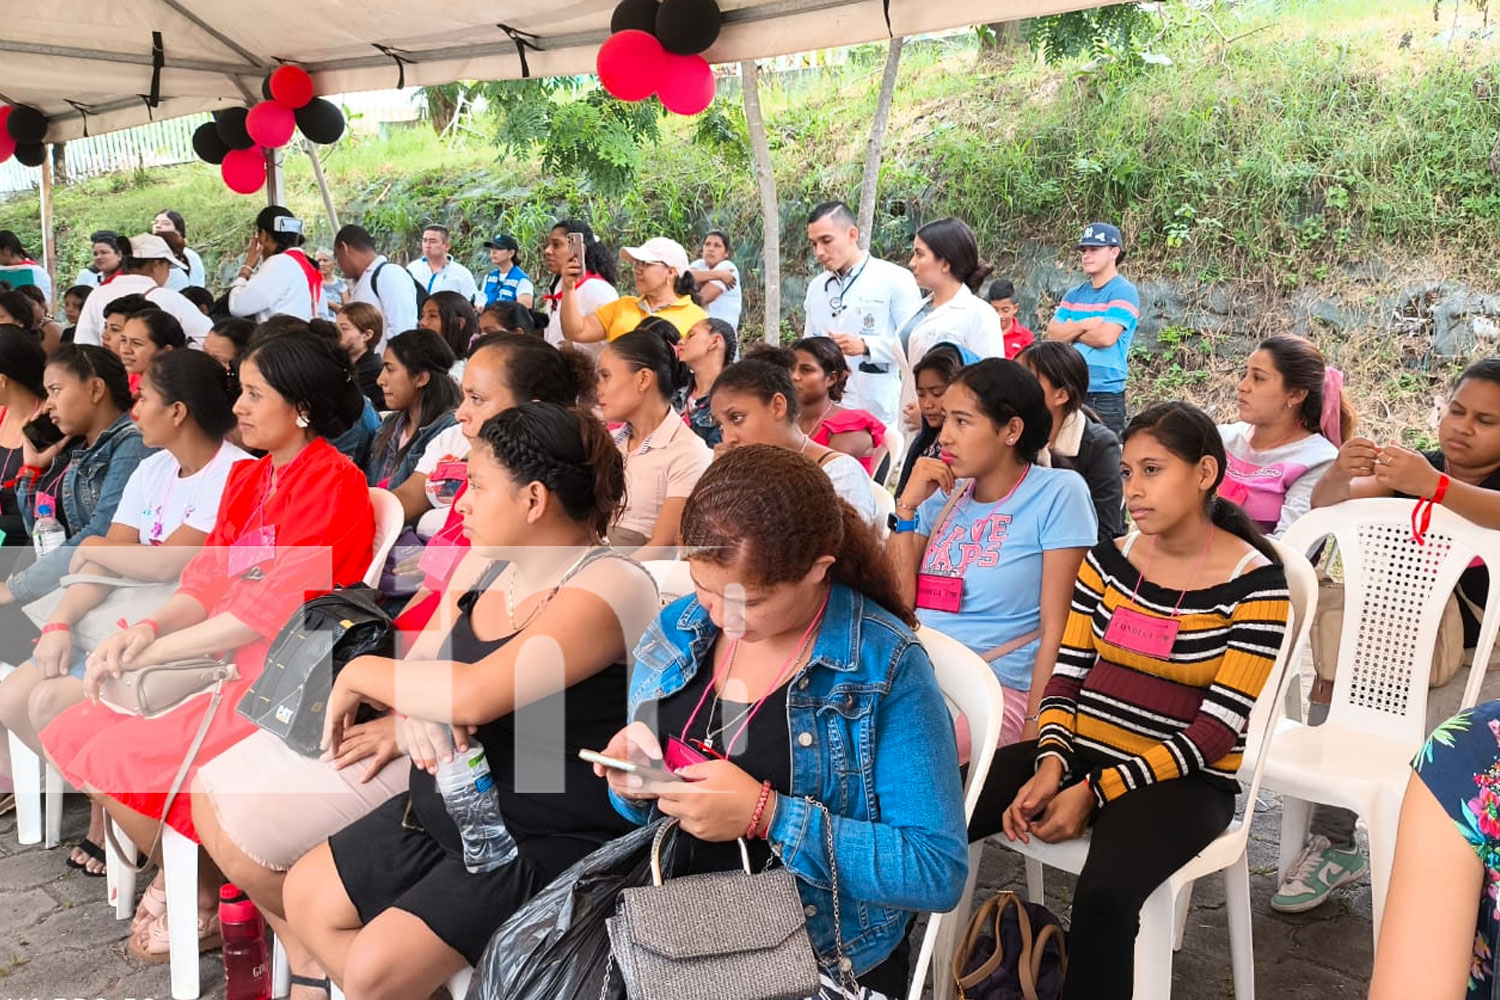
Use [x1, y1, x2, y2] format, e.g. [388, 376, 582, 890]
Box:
[473, 402, 623, 539]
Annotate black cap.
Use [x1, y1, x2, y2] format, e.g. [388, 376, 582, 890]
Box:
[483, 233, 520, 252]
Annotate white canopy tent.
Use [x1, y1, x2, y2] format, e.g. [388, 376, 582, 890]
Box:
[4, 0, 1101, 142]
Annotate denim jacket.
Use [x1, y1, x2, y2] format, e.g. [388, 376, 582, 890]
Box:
[614, 582, 968, 976]
[11, 413, 155, 602]
[365, 409, 457, 489]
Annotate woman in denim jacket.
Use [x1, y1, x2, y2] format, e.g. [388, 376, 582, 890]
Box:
[596, 445, 968, 999]
[0, 346, 152, 655]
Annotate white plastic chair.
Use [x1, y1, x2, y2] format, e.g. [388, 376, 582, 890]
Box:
[1, 660, 64, 850]
[871, 483, 896, 541]
[904, 626, 1007, 1000]
[1266, 498, 1500, 945]
[363, 487, 405, 588]
[932, 537, 1315, 1000]
[640, 558, 694, 607]
[876, 424, 907, 489]
[103, 815, 200, 999]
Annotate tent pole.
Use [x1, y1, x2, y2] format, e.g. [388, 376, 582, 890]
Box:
[304, 142, 340, 234]
[39, 146, 56, 309]
[265, 146, 285, 207]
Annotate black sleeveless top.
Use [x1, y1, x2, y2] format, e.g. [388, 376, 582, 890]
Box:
[408, 556, 634, 873]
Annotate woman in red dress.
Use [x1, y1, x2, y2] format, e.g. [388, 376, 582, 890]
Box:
[41, 330, 375, 961]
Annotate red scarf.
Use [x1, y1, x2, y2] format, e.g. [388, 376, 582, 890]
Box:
[283, 248, 324, 316]
[544, 273, 604, 312]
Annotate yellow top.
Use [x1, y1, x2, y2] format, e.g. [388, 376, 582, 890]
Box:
[594, 296, 709, 341]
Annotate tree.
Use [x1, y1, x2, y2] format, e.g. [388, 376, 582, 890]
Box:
[856, 37, 904, 250]
[740, 59, 779, 344]
[1024, 3, 1152, 63]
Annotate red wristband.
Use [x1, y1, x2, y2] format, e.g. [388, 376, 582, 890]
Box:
[116, 617, 162, 635]
[40, 622, 70, 635]
[1433, 473, 1450, 503]
[746, 780, 773, 840]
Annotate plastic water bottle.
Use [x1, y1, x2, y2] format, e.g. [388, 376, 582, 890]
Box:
[219, 884, 270, 1000]
[435, 738, 517, 873]
[31, 502, 65, 556]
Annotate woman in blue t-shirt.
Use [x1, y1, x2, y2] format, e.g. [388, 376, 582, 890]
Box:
[888, 358, 1097, 747]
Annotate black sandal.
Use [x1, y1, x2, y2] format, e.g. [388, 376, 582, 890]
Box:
[64, 838, 108, 877]
[274, 974, 331, 1000]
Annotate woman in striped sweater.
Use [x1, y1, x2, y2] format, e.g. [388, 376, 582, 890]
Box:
[969, 401, 1292, 999]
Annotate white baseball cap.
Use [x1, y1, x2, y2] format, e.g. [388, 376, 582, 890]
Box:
[127, 233, 187, 270]
[622, 237, 691, 275]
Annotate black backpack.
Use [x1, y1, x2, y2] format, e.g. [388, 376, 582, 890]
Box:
[373, 259, 430, 314]
[236, 585, 394, 757]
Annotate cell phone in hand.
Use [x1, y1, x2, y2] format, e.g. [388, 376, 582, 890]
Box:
[568, 232, 585, 264]
[22, 413, 65, 452]
[578, 748, 682, 784]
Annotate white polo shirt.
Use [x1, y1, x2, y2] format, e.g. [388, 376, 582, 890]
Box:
[350, 255, 420, 350]
[803, 253, 922, 428]
[407, 257, 478, 302]
[228, 252, 314, 323]
[72, 273, 214, 348]
[902, 284, 1007, 366]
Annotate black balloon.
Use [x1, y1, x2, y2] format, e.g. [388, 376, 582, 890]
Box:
[6, 105, 47, 145]
[656, 0, 721, 55]
[611, 0, 659, 34]
[192, 121, 230, 164]
[295, 97, 345, 144]
[214, 106, 254, 150]
[14, 143, 46, 167]
[260, 71, 275, 101]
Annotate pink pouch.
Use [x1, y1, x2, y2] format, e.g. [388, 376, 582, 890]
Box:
[664, 736, 711, 775]
[1104, 606, 1181, 658]
[915, 573, 963, 613]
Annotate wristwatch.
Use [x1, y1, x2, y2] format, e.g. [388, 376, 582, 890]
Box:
[888, 512, 918, 533]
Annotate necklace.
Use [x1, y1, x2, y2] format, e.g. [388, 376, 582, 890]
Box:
[802, 398, 834, 435]
[506, 546, 596, 633]
[701, 601, 826, 752]
[797, 433, 811, 455]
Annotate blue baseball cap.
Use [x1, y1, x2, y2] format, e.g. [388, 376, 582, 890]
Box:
[1077, 223, 1123, 248]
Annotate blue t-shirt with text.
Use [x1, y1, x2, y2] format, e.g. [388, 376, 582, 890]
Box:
[1054, 274, 1140, 394]
[915, 465, 1098, 690]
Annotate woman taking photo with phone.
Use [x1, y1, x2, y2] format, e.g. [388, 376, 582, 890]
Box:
[540, 220, 619, 351]
[559, 237, 705, 345]
[228, 206, 321, 323]
[596, 445, 968, 999]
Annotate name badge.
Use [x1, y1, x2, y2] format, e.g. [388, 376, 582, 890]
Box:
[425, 460, 468, 507]
[1104, 605, 1180, 658]
[228, 525, 276, 578]
[664, 736, 712, 775]
[915, 573, 963, 613]
[419, 506, 469, 587]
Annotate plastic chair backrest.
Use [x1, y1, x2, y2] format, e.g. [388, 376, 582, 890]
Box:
[1237, 538, 1318, 808]
[882, 424, 907, 482]
[871, 483, 896, 540]
[1282, 498, 1500, 745]
[915, 625, 1007, 821]
[640, 558, 694, 607]
[364, 487, 405, 588]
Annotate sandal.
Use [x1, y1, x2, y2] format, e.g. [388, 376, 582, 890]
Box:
[275, 974, 331, 1000]
[65, 838, 108, 877]
[128, 907, 222, 964]
[0, 792, 14, 817]
[130, 880, 168, 941]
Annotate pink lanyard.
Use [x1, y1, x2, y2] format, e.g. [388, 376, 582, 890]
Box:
[923, 464, 1031, 574]
[679, 588, 831, 754]
[1123, 525, 1217, 614]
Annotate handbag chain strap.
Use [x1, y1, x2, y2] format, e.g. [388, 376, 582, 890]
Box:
[816, 798, 860, 998]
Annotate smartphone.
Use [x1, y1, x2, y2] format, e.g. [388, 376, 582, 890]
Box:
[568, 231, 585, 264]
[578, 748, 682, 784]
[22, 414, 65, 452]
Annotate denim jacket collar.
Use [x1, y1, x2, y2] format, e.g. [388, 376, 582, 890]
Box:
[83, 412, 139, 459]
[666, 579, 865, 674]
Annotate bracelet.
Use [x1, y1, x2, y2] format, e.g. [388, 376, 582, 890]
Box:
[747, 779, 773, 840]
[894, 500, 918, 514]
[1433, 472, 1451, 503]
[1024, 713, 1040, 723]
[40, 622, 70, 635]
[117, 617, 162, 635]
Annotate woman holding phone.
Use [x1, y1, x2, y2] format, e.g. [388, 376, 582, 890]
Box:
[540, 220, 619, 351]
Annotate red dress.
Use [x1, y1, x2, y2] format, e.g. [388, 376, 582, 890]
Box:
[810, 408, 887, 474]
[43, 438, 375, 840]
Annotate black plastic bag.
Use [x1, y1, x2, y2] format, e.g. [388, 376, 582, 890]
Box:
[469, 819, 670, 1000]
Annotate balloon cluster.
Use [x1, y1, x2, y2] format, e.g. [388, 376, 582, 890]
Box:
[0, 105, 51, 168]
[191, 65, 347, 195]
[597, 0, 721, 116]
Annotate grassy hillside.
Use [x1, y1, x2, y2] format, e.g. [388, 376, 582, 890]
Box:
[1, 0, 1495, 442]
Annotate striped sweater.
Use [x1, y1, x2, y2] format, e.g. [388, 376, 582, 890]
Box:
[1036, 539, 1290, 806]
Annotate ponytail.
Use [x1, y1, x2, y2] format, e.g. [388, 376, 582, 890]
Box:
[1124, 401, 1281, 565]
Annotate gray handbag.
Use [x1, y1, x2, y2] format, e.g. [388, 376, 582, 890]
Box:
[604, 809, 853, 1000]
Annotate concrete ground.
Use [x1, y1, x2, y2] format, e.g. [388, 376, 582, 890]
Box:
[2, 669, 1489, 999]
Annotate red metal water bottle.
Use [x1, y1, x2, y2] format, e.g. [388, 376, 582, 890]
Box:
[220, 883, 270, 1000]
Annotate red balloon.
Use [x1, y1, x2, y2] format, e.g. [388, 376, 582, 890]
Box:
[269, 65, 316, 110]
[657, 54, 715, 115]
[596, 29, 667, 102]
[246, 101, 296, 148]
[221, 146, 266, 195]
[0, 108, 13, 163]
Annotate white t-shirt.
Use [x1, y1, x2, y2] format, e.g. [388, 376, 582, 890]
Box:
[113, 442, 253, 544]
[415, 423, 473, 508]
[803, 254, 923, 428]
[821, 451, 878, 525]
[902, 285, 1007, 366]
[229, 251, 314, 323]
[163, 247, 206, 292]
[545, 275, 619, 356]
[72, 274, 214, 348]
[350, 256, 420, 351]
[690, 258, 742, 330]
[407, 258, 478, 302]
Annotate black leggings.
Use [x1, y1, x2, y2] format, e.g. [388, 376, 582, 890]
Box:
[969, 741, 1235, 1000]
